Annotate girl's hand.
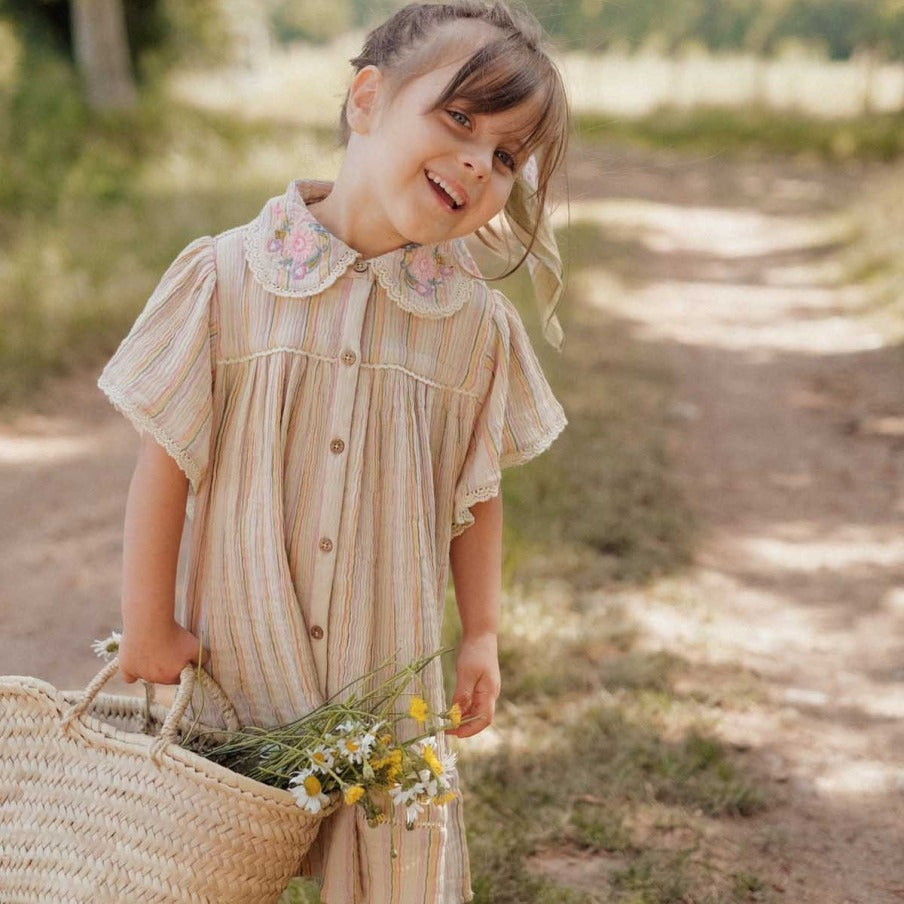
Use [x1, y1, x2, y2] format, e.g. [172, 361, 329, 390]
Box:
[118, 620, 208, 685]
[446, 633, 501, 739]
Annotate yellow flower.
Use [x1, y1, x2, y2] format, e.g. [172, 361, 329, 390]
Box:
[447, 703, 462, 729]
[433, 791, 457, 806]
[409, 696, 428, 724]
[344, 785, 365, 805]
[371, 748, 404, 782]
[380, 733, 393, 746]
[422, 744, 443, 777]
[303, 775, 322, 796]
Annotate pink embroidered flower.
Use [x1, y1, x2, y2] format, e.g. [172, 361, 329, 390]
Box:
[407, 249, 439, 286]
[289, 226, 317, 261]
[292, 263, 308, 280]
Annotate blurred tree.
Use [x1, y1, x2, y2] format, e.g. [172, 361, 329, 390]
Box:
[266, 0, 403, 45]
[3, 0, 230, 76]
[70, 0, 136, 110]
[695, 0, 759, 51]
[269, 0, 352, 44]
[348, 0, 404, 30]
[521, 0, 904, 62]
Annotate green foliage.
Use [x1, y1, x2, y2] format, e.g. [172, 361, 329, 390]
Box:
[522, 0, 904, 60]
[270, 0, 353, 45]
[268, 0, 411, 45]
[9, 0, 904, 63]
[0, 9, 309, 406]
[576, 105, 904, 162]
[0, 33, 86, 214]
[1, 0, 231, 76]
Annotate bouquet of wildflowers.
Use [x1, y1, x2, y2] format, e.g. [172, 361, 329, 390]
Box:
[92, 632, 469, 841]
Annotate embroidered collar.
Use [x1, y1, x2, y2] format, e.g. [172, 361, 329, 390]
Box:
[243, 178, 480, 318]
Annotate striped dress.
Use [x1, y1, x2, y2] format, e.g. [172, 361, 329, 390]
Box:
[97, 178, 567, 904]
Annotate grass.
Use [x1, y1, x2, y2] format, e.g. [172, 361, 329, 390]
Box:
[450, 686, 769, 903]
[576, 104, 904, 163]
[487, 218, 697, 590]
[836, 157, 904, 338]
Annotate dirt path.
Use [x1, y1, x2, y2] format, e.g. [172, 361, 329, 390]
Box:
[2, 147, 903, 901]
[556, 145, 904, 903]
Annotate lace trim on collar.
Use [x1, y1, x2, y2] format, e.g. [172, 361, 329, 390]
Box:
[243, 179, 478, 318]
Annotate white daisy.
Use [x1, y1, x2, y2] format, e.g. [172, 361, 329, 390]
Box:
[404, 799, 425, 824]
[440, 747, 457, 774]
[334, 718, 366, 735]
[307, 744, 337, 772]
[389, 784, 425, 825]
[289, 770, 331, 814]
[334, 720, 379, 765]
[91, 630, 122, 661]
[417, 768, 440, 799]
[337, 732, 375, 765]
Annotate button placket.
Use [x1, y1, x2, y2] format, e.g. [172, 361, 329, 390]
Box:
[308, 275, 369, 695]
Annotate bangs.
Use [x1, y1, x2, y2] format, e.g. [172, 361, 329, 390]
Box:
[429, 36, 568, 162]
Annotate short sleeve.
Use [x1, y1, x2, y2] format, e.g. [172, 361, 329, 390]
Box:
[97, 235, 218, 498]
[451, 291, 567, 537]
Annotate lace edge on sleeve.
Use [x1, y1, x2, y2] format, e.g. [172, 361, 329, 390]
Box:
[97, 374, 203, 498]
[499, 407, 568, 470]
[450, 481, 501, 539]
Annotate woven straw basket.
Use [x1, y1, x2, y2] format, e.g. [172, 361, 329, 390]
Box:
[0, 656, 340, 903]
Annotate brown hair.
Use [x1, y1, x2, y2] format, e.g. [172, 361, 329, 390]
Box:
[338, 1, 570, 271]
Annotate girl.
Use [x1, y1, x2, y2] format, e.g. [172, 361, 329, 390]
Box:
[99, 2, 570, 901]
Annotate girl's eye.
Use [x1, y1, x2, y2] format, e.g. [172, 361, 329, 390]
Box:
[495, 149, 516, 171]
[447, 109, 471, 128]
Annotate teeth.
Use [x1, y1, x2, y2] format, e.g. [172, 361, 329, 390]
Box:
[427, 171, 464, 208]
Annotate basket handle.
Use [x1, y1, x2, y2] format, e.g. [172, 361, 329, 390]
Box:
[61, 656, 242, 762]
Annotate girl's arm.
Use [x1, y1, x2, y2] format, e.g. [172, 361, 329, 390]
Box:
[117, 431, 207, 684]
[446, 494, 503, 738]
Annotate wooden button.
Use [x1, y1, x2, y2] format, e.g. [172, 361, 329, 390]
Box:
[318, 537, 333, 553]
[341, 350, 357, 366]
[330, 438, 345, 454]
[310, 625, 324, 640]
[353, 260, 367, 273]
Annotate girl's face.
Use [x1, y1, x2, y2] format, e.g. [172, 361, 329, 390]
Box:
[349, 57, 538, 249]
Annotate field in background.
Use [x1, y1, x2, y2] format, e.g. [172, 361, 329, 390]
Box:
[171, 39, 904, 120]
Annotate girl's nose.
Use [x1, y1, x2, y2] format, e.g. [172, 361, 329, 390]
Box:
[461, 152, 490, 181]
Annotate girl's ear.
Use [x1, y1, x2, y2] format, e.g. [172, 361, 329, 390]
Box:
[345, 65, 384, 135]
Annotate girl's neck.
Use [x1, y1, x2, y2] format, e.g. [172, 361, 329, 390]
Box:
[307, 166, 407, 260]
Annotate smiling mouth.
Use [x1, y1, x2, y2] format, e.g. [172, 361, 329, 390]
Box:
[425, 170, 466, 211]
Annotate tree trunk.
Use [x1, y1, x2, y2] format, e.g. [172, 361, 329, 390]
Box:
[859, 47, 877, 116]
[71, 0, 136, 111]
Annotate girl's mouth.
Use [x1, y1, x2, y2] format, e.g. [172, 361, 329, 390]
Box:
[425, 170, 466, 212]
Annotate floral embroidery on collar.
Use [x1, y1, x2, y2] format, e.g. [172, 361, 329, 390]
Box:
[244, 179, 477, 318]
[266, 202, 331, 283]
